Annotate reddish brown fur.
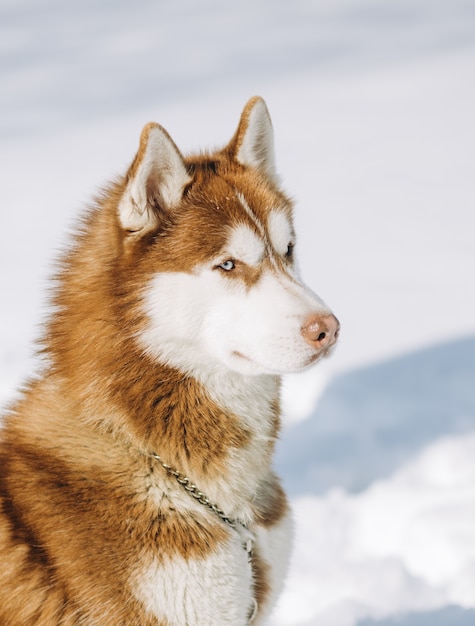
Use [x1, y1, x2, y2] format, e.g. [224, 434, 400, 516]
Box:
[252, 552, 272, 614]
[0, 99, 291, 624]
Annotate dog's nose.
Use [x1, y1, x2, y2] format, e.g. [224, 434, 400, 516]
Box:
[301, 313, 340, 350]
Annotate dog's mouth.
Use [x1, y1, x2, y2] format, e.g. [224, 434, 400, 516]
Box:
[232, 350, 252, 362]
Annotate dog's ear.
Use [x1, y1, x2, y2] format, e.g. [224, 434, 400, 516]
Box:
[228, 96, 278, 183]
[118, 123, 191, 233]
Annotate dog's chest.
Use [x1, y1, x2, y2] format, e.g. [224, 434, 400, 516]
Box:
[132, 374, 280, 623]
[134, 526, 256, 625]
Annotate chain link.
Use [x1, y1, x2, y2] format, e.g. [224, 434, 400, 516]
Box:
[150, 452, 239, 530]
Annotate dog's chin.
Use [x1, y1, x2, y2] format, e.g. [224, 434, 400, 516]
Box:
[227, 348, 333, 377]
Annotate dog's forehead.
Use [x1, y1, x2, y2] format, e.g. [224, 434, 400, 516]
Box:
[181, 173, 294, 265]
[232, 190, 293, 256]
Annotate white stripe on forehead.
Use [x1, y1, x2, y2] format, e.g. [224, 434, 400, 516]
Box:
[267, 209, 294, 256]
[235, 190, 266, 237]
[226, 223, 265, 266]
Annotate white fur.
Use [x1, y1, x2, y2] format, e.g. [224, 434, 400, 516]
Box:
[135, 537, 254, 625]
[254, 511, 294, 623]
[225, 223, 265, 266]
[139, 266, 329, 379]
[267, 209, 294, 256]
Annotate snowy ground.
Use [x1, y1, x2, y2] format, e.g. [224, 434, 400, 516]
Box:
[275, 339, 475, 625]
[1, 1, 475, 624]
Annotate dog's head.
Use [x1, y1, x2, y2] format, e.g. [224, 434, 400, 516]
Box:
[117, 97, 339, 377]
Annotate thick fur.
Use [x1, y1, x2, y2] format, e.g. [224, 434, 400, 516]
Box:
[0, 97, 338, 625]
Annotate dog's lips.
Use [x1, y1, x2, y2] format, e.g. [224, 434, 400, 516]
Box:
[304, 342, 338, 366]
[232, 350, 252, 362]
[302, 352, 324, 368]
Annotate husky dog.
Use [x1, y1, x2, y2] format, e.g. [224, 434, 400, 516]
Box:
[0, 97, 339, 625]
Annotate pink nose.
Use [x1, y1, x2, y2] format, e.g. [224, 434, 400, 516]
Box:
[301, 313, 340, 350]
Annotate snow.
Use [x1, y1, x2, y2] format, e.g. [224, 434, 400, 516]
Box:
[277, 337, 475, 495]
[1, 0, 475, 624]
[274, 432, 475, 626]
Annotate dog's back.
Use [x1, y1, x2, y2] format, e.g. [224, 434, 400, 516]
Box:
[0, 97, 338, 625]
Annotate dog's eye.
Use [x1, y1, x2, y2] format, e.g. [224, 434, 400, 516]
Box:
[285, 242, 294, 258]
[218, 260, 235, 271]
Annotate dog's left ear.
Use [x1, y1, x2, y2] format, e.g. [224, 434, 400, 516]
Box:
[228, 96, 278, 183]
[118, 123, 191, 234]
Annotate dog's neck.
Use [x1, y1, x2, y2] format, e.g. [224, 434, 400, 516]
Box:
[129, 362, 282, 520]
[191, 365, 281, 428]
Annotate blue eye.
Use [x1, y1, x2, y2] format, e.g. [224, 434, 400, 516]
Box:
[219, 260, 235, 271]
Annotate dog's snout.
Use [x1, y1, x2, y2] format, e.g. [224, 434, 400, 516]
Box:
[301, 313, 340, 350]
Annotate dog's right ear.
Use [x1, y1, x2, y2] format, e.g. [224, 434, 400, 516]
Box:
[118, 123, 191, 234]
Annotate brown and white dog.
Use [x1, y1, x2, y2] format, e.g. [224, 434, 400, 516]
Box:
[0, 97, 339, 625]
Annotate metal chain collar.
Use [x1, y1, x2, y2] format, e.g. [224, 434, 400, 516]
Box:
[150, 452, 240, 530]
[149, 451, 258, 623]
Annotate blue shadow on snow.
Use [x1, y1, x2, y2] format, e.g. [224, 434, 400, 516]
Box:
[276, 335, 475, 495]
